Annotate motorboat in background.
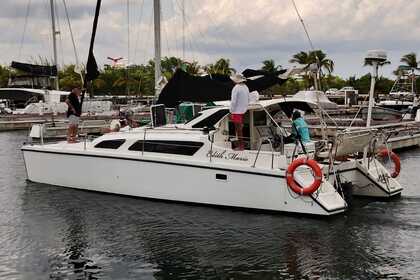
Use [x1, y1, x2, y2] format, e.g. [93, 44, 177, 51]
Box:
[377, 67, 420, 122]
[325, 86, 359, 106]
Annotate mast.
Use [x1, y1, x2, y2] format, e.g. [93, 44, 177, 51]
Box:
[50, 0, 59, 90]
[126, 0, 130, 96]
[153, 0, 162, 100]
[182, 0, 185, 59]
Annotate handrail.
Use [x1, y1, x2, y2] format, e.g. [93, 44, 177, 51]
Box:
[252, 137, 275, 169]
[259, 104, 285, 155]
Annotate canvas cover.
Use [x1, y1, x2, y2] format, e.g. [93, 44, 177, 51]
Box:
[11, 61, 57, 77]
[157, 69, 288, 108]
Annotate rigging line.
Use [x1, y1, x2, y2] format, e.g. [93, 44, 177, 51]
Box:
[18, 0, 32, 60]
[161, 4, 171, 59]
[62, 0, 80, 68]
[168, 0, 182, 59]
[291, 0, 315, 51]
[185, 0, 238, 65]
[54, 1, 65, 66]
[181, 0, 185, 59]
[140, 6, 154, 65]
[43, 0, 53, 64]
[127, 0, 130, 65]
[133, 0, 145, 64]
[173, 0, 211, 63]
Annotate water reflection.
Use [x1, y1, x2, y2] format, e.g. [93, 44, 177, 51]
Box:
[18, 181, 420, 279]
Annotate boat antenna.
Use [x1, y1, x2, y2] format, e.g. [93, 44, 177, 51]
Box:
[291, 0, 315, 51]
[291, 0, 320, 90]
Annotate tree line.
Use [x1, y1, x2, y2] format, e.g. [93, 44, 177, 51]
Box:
[0, 51, 419, 96]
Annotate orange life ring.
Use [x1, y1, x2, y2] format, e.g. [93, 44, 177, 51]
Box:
[286, 157, 323, 195]
[377, 149, 401, 178]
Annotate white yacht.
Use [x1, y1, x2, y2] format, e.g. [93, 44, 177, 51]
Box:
[22, 99, 348, 216]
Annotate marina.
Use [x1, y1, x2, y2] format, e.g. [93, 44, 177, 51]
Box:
[2, 130, 420, 279]
[2, 0, 420, 279]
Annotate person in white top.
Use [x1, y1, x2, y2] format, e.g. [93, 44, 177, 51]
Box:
[230, 73, 250, 150]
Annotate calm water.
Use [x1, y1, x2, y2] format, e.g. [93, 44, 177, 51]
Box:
[1, 131, 420, 280]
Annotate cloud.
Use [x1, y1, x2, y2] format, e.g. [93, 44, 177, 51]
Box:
[1, 0, 420, 78]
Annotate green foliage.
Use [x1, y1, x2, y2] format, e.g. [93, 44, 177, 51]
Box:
[205, 58, 235, 75]
[58, 65, 83, 90]
[322, 75, 346, 90]
[289, 50, 334, 74]
[346, 74, 394, 94]
[0, 65, 10, 87]
[401, 52, 418, 69]
[261, 59, 281, 74]
[0, 54, 397, 96]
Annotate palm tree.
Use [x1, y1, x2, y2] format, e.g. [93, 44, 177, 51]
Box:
[289, 50, 334, 74]
[393, 52, 418, 77]
[401, 52, 418, 69]
[184, 61, 201, 75]
[310, 50, 334, 74]
[289, 50, 334, 89]
[205, 58, 235, 75]
[261, 59, 281, 74]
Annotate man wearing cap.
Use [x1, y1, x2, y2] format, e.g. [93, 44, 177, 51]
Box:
[230, 73, 249, 150]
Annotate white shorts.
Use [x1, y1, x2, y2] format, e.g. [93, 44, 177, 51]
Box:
[68, 115, 80, 126]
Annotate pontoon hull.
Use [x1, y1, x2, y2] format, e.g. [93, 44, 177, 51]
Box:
[22, 148, 346, 216]
[332, 160, 403, 198]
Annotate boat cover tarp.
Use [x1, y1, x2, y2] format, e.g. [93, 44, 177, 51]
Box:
[157, 69, 288, 108]
[278, 101, 314, 117]
[11, 61, 57, 77]
[291, 90, 338, 110]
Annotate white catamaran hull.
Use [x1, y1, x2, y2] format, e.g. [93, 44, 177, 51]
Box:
[22, 148, 346, 216]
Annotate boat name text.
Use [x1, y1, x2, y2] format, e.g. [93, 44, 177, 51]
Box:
[206, 150, 249, 161]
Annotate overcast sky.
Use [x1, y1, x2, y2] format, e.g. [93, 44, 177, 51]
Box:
[1, 0, 420, 78]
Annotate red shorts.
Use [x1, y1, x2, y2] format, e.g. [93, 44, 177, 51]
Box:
[230, 113, 244, 124]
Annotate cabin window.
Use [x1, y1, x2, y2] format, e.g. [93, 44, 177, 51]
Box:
[128, 140, 203, 156]
[192, 109, 229, 128]
[94, 139, 126, 149]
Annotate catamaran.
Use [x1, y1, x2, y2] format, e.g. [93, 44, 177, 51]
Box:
[22, 99, 348, 216]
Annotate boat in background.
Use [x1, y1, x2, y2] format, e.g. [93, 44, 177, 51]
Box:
[325, 86, 359, 106]
[378, 65, 419, 114]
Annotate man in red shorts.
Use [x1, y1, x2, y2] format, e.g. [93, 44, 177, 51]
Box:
[230, 73, 249, 150]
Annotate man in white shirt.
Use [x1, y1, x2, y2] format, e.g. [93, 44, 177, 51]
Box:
[230, 73, 249, 150]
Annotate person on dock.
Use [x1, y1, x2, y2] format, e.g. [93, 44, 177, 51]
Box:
[230, 73, 249, 150]
[65, 87, 82, 143]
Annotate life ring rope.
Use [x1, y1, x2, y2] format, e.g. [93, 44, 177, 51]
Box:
[286, 157, 323, 196]
[377, 149, 401, 178]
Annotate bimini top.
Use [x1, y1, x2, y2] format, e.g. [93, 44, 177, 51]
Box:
[214, 98, 316, 117]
